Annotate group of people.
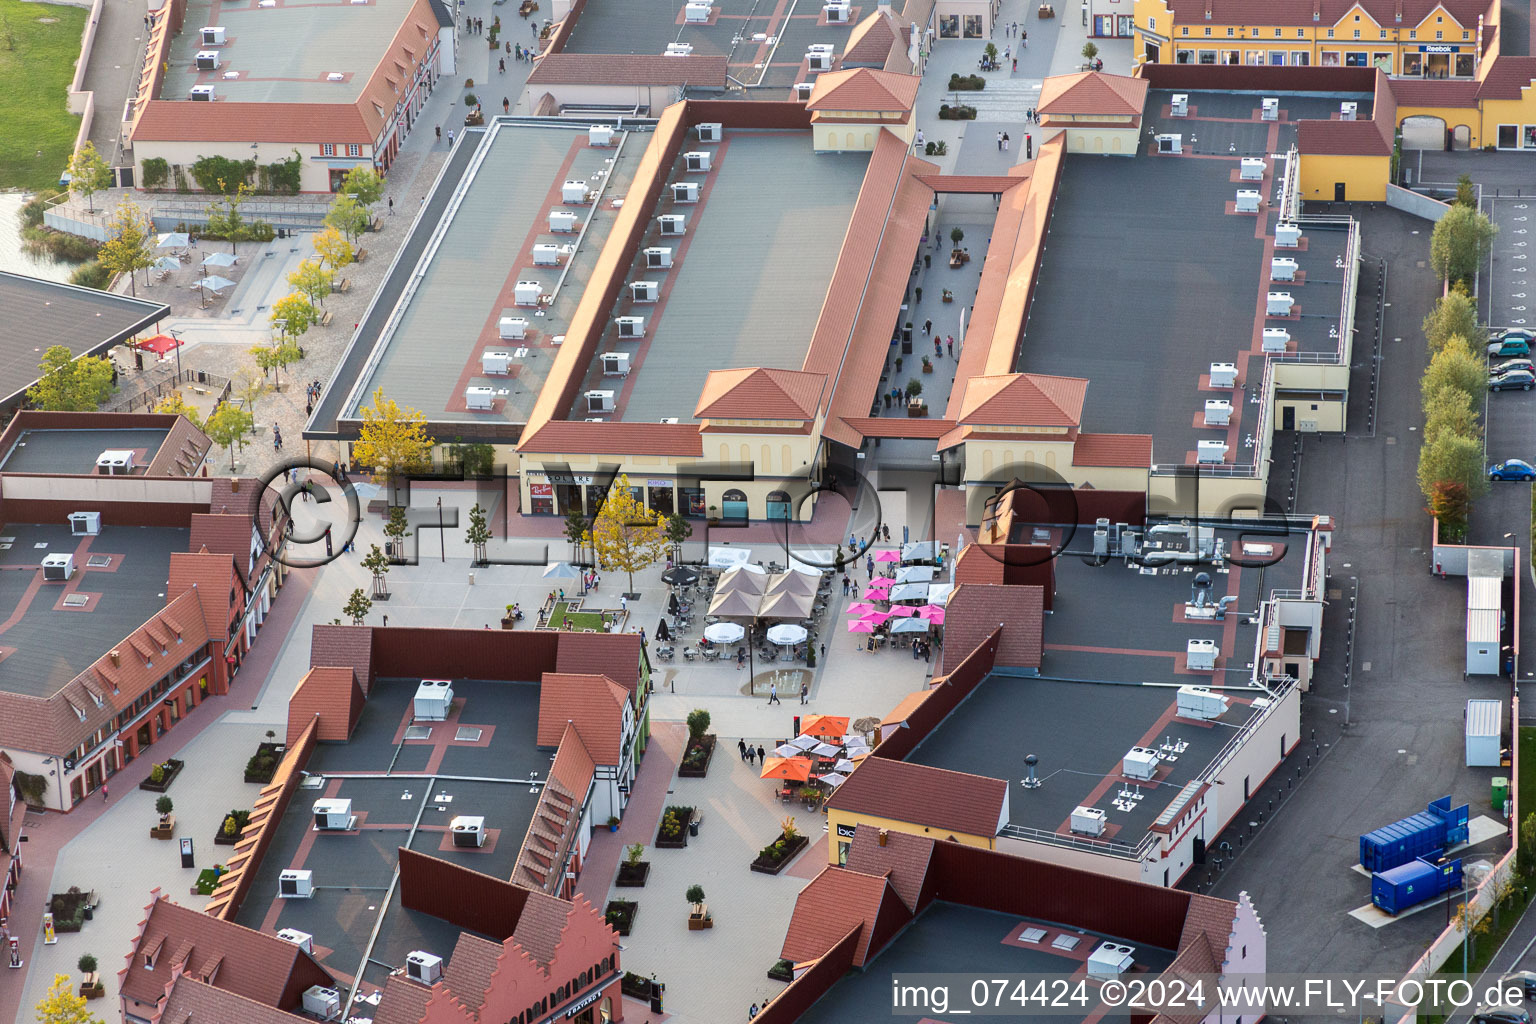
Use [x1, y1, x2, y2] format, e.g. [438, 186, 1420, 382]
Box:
[465, 15, 488, 33]
[737, 739, 768, 765]
[1002, 20, 1027, 44]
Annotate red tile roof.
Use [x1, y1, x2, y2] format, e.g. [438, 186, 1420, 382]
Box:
[940, 584, 1044, 674]
[157, 977, 313, 1024]
[879, 688, 936, 728]
[513, 724, 595, 893]
[694, 367, 827, 420]
[955, 372, 1087, 427]
[1038, 71, 1149, 117]
[915, 173, 1029, 193]
[842, 10, 899, 64]
[133, 101, 373, 143]
[537, 672, 629, 764]
[527, 54, 729, 87]
[518, 421, 704, 457]
[189, 513, 255, 583]
[779, 867, 907, 966]
[836, 416, 956, 440]
[512, 890, 575, 968]
[554, 631, 643, 697]
[168, 549, 242, 642]
[1298, 69, 1394, 157]
[826, 756, 1008, 838]
[1389, 77, 1480, 107]
[806, 68, 921, 112]
[1477, 56, 1536, 100]
[373, 975, 434, 1024]
[952, 543, 1006, 585]
[441, 932, 503, 1013]
[844, 823, 934, 912]
[1162, 0, 1486, 28]
[146, 415, 212, 476]
[309, 623, 375, 695]
[1073, 432, 1154, 468]
[286, 666, 364, 745]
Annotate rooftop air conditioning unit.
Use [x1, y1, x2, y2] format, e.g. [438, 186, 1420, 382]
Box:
[602, 352, 632, 376]
[465, 386, 495, 410]
[1235, 189, 1261, 213]
[665, 42, 694, 55]
[69, 511, 101, 536]
[697, 122, 722, 141]
[1196, 440, 1228, 464]
[96, 449, 135, 474]
[201, 26, 226, 44]
[1088, 942, 1136, 978]
[659, 214, 685, 236]
[514, 280, 543, 306]
[532, 243, 562, 266]
[672, 181, 700, 203]
[326, 72, 345, 82]
[482, 350, 512, 375]
[824, 0, 850, 20]
[1209, 362, 1237, 388]
[1340, 101, 1358, 120]
[189, 85, 216, 101]
[617, 315, 645, 338]
[1261, 97, 1279, 121]
[406, 951, 444, 985]
[276, 929, 313, 954]
[1070, 806, 1106, 836]
[684, 2, 712, 21]
[1203, 399, 1232, 426]
[413, 679, 454, 720]
[561, 180, 588, 204]
[586, 390, 615, 413]
[684, 151, 712, 172]
[42, 553, 74, 582]
[1262, 327, 1291, 352]
[808, 43, 834, 55]
[1275, 223, 1302, 247]
[549, 211, 578, 234]
[808, 50, 834, 70]
[499, 316, 529, 339]
[278, 869, 313, 898]
[794, 82, 814, 100]
[1170, 93, 1188, 116]
[1123, 747, 1160, 781]
[1176, 684, 1230, 720]
[312, 798, 354, 830]
[1271, 257, 1298, 281]
[631, 280, 659, 303]
[658, 417, 679, 424]
[588, 124, 614, 146]
[1266, 292, 1294, 317]
[302, 986, 341, 1020]
[1239, 157, 1265, 181]
[450, 816, 486, 848]
[645, 247, 673, 268]
[1156, 134, 1182, 154]
[1187, 638, 1219, 670]
[195, 50, 221, 70]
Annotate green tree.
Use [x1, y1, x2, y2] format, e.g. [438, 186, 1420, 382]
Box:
[339, 166, 385, 213]
[313, 227, 355, 270]
[27, 345, 115, 411]
[685, 884, 706, 907]
[466, 502, 491, 564]
[686, 708, 711, 739]
[353, 388, 434, 503]
[271, 292, 319, 342]
[35, 972, 104, 1024]
[152, 391, 203, 428]
[1417, 429, 1487, 503]
[1081, 41, 1099, 62]
[233, 367, 269, 416]
[250, 340, 303, 389]
[563, 509, 589, 562]
[287, 260, 334, 307]
[97, 202, 155, 295]
[1420, 336, 1484, 411]
[204, 181, 254, 254]
[384, 505, 409, 557]
[665, 512, 692, 561]
[204, 403, 255, 469]
[324, 194, 370, 244]
[1455, 173, 1476, 209]
[585, 474, 668, 595]
[1520, 813, 1536, 877]
[343, 587, 372, 626]
[362, 543, 391, 597]
[1422, 385, 1480, 446]
[1422, 286, 1479, 354]
[66, 142, 112, 214]
[1425, 480, 1472, 542]
[1430, 203, 1498, 285]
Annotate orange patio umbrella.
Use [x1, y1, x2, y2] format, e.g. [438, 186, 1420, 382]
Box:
[800, 714, 850, 740]
[759, 756, 813, 782]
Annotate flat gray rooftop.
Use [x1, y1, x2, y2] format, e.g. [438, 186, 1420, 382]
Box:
[0, 428, 170, 475]
[0, 522, 187, 697]
[240, 678, 548, 988]
[572, 130, 869, 422]
[163, 0, 418, 105]
[0, 273, 166, 407]
[1021, 94, 1354, 467]
[798, 901, 1176, 1024]
[348, 121, 649, 428]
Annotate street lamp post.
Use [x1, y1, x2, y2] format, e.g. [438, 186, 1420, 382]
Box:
[437, 497, 445, 562]
[166, 328, 184, 382]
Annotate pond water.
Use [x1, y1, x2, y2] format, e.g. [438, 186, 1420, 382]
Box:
[0, 193, 76, 282]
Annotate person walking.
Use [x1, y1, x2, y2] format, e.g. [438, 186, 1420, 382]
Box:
[800, 682, 809, 705]
[1012, 57, 1017, 72]
[620, 594, 628, 613]
[841, 575, 850, 595]
[503, 96, 510, 113]
[1002, 132, 1010, 151]
[101, 782, 108, 801]
[1003, 45, 1010, 61]
[768, 682, 778, 704]
[922, 317, 932, 336]
[435, 124, 441, 140]
[996, 130, 1003, 150]
[914, 128, 925, 151]
[447, 128, 455, 146]
[387, 197, 394, 216]
[866, 554, 874, 577]
[739, 738, 749, 761]
[757, 744, 766, 763]
[1026, 133, 1033, 159]
[947, 335, 955, 357]
[499, 57, 505, 73]
[747, 744, 756, 766]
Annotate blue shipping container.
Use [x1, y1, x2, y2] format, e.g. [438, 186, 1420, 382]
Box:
[1371, 857, 1463, 915]
[1358, 797, 1471, 872]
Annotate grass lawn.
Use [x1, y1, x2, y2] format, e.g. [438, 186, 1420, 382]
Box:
[549, 601, 612, 632]
[1520, 727, 1536, 831]
[0, 0, 87, 191]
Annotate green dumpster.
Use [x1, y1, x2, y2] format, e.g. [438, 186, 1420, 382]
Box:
[1492, 776, 1509, 809]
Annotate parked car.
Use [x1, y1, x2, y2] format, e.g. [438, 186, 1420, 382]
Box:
[1472, 1008, 1532, 1024]
[1490, 338, 1533, 358]
[1501, 972, 1536, 999]
[1490, 460, 1536, 481]
[1489, 369, 1536, 391]
[1491, 329, 1536, 345]
[1493, 359, 1536, 376]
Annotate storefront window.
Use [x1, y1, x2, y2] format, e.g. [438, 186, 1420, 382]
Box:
[647, 482, 675, 516]
[1269, 51, 1286, 65]
[1320, 51, 1340, 66]
[584, 484, 608, 513]
[681, 487, 706, 517]
[1373, 53, 1392, 72]
[962, 14, 982, 37]
[1344, 51, 1368, 66]
[1197, 49, 1217, 63]
[1455, 53, 1474, 76]
[1175, 49, 1194, 63]
[1221, 49, 1238, 63]
[1403, 52, 1423, 75]
[529, 481, 555, 516]
[1290, 51, 1309, 65]
[938, 13, 958, 36]
[1245, 50, 1264, 64]
[1524, 126, 1536, 148]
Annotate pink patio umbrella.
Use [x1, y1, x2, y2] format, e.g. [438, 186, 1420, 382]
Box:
[847, 619, 877, 633]
[861, 588, 892, 600]
[846, 601, 878, 616]
[918, 606, 945, 624]
[860, 611, 891, 625]
[875, 550, 901, 562]
[864, 578, 893, 591]
[886, 605, 917, 617]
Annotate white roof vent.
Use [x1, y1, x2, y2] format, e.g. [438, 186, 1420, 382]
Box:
[42, 552, 74, 582]
[1170, 93, 1188, 116]
[1122, 746, 1159, 781]
[683, 2, 713, 21]
[665, 42, 694, 55]
[697, 122, 722, 141]
[1203, 399, 1231, 426]
[1275, 223, 1302, 247]
[222, 70, 240, 79]
[1261, 97, 1279, 120]
[1186, 638, 1219, 670]
[1271, 257, 1298, 282]
[794, 82, 814, 100]
[631, 280, 660, 303]
[684, 150, 712, 172]
[589, 124, 614, 146]
[1239, 157, 1265, 180]
[1265, 292, 1294, 316]
[482, 350, 512, 375]
[658, 214, 685, 236]
[413, 679, 454, 719]
[1262, 327, 1291, 352]
[69, 511, 101, 536]
[96, 449, 135, 474]
[326, 72, 346, 82]
[313, 798, 355, 830]
[1196, 440, 1228, 464]
[672, 181, 700, 203]
[1208, 362, 1237, 388]
[1176, 684, 1230, 720]
[644, 247, 673, 268]
[532, 243, 563, 266]
[514, 280, 542, 306]
[601, 351, 632, 376]
[562, 179, 589, 204]
[278, 869, 313, 898]
[549, 210, 578, 233]
[450, 816, 487, 848]
[1235, 189, 1261, 213]
[275, 928, 313, 954]
[257, 1, 276, 8]
[1340, 100, 1358, 120]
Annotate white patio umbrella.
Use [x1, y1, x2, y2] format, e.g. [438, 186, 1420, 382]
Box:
[703, 621, 745, 644]
[926, 583, 954, 606]
[833, 758, 858, 772]
[765, 572, 817, 598]
[774, 743, 802, 758]
[786, 555, 828, 577]
[716, 566, 768, 595]
[890, 617, 930, 634]
[819, 772, 848, 788]
[895, 564, 936, 584]
[542, 561, 582, 579]
[757, 590, 813, 621]
[151, 256, 181, 271]
[194, 275, 237, 292]
[888, 582, 930, 603]
[900, 540, 940, 562]
[707, 546, 751, 569]
[156, 231, 190, 248]
[765, 623, 808, 646]
[811, 742, 841, 758]
[201, 251, 238, 267]
[789, 734, 820, 751]
[707, 590, 761, 618]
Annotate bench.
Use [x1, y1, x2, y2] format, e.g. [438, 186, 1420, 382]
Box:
[318, 310, 333, 327]
[189, 385, 209, 395]
[353, 248, 368, 263]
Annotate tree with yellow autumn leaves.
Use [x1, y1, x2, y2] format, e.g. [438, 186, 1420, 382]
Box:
[585, 474, 667, 596]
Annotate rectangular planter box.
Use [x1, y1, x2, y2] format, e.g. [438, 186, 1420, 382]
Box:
[615, 862, 650, 888]
[139, 758, 185, 793]
[750, 833, 809, 875]
[149, 815, 176, 840]
[677, 735, 715, 778]
[655, 808, 693, 848]
[605, 900, 637, 936]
